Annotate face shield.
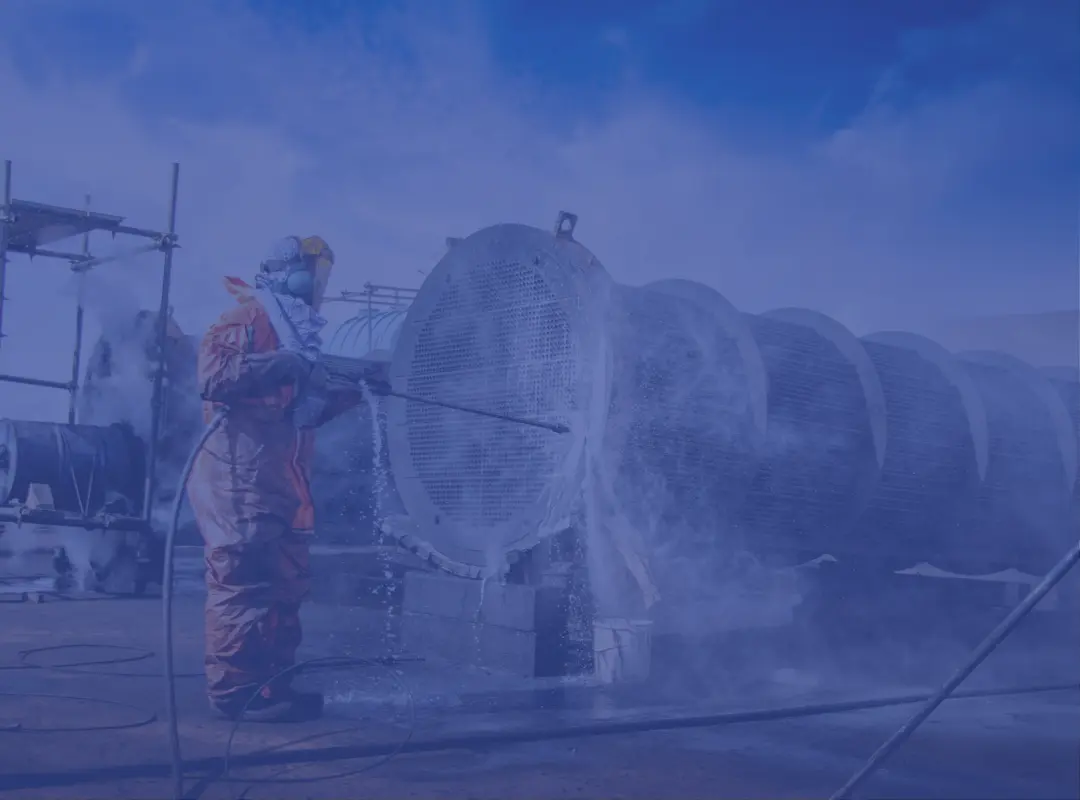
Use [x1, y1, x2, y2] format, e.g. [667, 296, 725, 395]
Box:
[257, 236, 334, 309]
[299, 236, 335, 311]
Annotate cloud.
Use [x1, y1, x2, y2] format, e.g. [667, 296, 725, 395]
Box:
[0, 0, 1076, 422]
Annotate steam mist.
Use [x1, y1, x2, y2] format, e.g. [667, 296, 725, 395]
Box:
[76, 267, 158, 438]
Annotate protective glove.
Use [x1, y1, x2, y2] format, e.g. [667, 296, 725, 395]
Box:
[363, 377, 393, 397]
[243, 349, 313, 388]
[359, 360, 392, 396]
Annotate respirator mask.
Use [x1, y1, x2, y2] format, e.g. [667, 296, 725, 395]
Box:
[258, 236, 315, 305]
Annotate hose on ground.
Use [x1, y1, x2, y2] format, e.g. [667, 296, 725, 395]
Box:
[0, 679, 1075, 795]
[829, 537, 1080, 800]
[0, 690, 157, 733]
[163, 411, 225, 800]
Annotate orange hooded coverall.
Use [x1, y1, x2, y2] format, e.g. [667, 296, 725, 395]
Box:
[187, 270, 362, 710]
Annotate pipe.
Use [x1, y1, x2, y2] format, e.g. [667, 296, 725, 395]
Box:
[69, 241, 166, 274]
[0, 679, 1063, 792]
[9, 247, 86, 262]
[320, 356, 569, 434]
[0, 373, 72, 391]
[0, 159, 11, 348]
[162, 410, 225, 800]
[68, 194, 91, 425]
[142, 163, 180, 522]
[383, 389, 570, 434]
[829, 537, 1080, 800]
[0, 507, 149, 531]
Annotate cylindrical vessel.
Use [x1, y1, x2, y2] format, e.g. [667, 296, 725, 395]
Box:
[0, 420, 146, 516]
[326, 308, 409, 362]
[739, 310, 882, 553]
[382, 222, 1080, 580]
[955, 351, 1077, 572]
[608, 280, 765, 545]
[856, 332, 987, 567]
[1043, 366, 1080, 506]
[601, 279, 769, 615]
[386, 223, 613, 574]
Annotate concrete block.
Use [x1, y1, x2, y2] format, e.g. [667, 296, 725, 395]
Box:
[308, 550, 410, 609]
[403, 571, 537, 631]
[401, 571, 582, 677]
[310, 569, 403, 609]
[401, 610, 536, 677]
[26, 484, 55, 511]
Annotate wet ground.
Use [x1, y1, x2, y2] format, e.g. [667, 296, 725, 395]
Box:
[0, 552, 1078, 799]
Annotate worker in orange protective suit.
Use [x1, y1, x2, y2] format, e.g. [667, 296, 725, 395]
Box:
[187, 235, 381, 722]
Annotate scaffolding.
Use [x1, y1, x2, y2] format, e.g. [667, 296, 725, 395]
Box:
[324, 282, 418, 310]
[323, 282, 418, 356]
[0, 158, 181, 538]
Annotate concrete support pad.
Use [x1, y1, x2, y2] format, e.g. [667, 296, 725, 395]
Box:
[402, 611, 537, 677]
[401, 571, 571, 677]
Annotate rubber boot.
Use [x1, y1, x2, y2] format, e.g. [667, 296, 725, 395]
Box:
[212, 686, 324, 723]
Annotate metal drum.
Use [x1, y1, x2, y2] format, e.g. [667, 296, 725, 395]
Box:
[0, 420, 146, 516]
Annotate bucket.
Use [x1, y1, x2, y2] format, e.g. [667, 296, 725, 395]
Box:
[593, 617, 653, 684]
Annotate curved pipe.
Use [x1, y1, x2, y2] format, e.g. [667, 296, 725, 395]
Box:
[645, 279, 769, 439]
[863, 331, 990, 482]
[328, 309, 409, 360]
[959, 350, 1077, 495]
[326, 316, 362, 355]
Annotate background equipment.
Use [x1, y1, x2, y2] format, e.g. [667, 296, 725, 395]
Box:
[0, 159, 181, 593]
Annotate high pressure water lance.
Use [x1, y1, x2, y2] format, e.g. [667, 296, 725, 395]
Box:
[160, 373, 570, 800]
[318, 354, 571, 435]
[376, 387, 571, 434]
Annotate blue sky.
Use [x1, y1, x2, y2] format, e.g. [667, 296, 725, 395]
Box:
[0, 0, 1077, 420]
[10, 1, 1071, 134]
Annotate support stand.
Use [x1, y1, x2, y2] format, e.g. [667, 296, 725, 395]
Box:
[0, 159, 182, 592]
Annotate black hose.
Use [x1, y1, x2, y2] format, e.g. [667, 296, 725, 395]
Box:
[211, 654, 417, 792]
[1, 643, 203, 678]
[20, 643, 153, 669]
[829, 538, 1080, 800]
[0, 690, 157, 733]
[162, 411, 225, 800]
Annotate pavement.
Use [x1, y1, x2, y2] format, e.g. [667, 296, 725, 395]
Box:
[0, 553, 1078, 800]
